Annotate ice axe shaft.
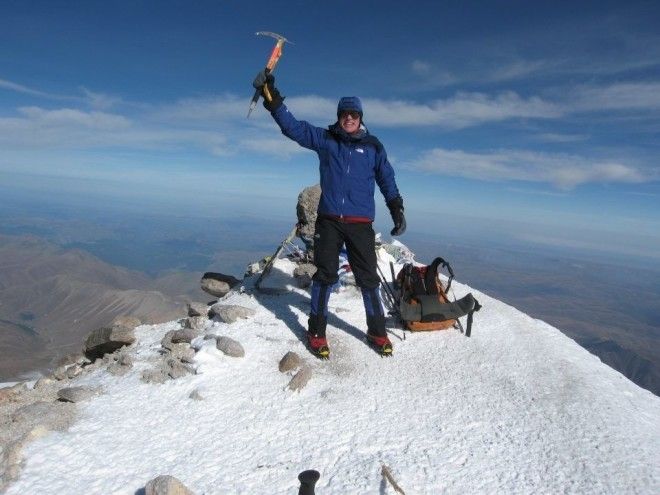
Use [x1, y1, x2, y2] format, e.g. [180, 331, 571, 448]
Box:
[247, 31, 292, 118]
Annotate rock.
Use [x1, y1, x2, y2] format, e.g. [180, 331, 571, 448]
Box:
[56, 352, 85, 367]
[187, 302, 209, 317]
[118, 353, 134, 366]
[141, 369, 167, 385]
[189, 389, 204, 401]
[288, 366, 312, 391]
[293, 263, 317, 288]
[279, 351, 303, 373]
[296, 184, 321, 249]
[171, 329, 199, 344]
[209, 304, 256, 324]
[66, 365, 83, 379]
[200, 272, 241, 298]
[183, 316, 208, 331]
[167, 359, 193, 380]
[107, 363, 130, 376]
[145, 475, 194, 495]
[167, 343, 196, 363]
[57, 386, 99, 403]
[85, 325, 136, 360]
[215, 336, 245, 358]
[161, 330, 176, 351]
[112, 315, 142, 330]
[52, 365, 69, 381]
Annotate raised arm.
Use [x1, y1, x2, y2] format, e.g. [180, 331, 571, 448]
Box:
[254, 71, 326, 152]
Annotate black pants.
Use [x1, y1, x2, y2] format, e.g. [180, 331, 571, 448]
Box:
[308, 217, 386, 338]
[312, 217, 380, 289]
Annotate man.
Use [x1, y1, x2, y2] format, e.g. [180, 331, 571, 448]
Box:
[253, 71, 406, 358]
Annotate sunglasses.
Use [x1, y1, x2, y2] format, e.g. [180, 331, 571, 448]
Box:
[339, 110, 361, 120]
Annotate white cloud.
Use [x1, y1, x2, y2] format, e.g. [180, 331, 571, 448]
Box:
[571, 82, 660, 112]
[363, 92, 562, 128]
[238, 137, 306, 159]
[17, 106, 131, 129]
[409, 147, 650, 189]
[411, 60, 431, 75]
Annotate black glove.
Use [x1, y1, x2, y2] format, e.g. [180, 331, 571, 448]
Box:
[387, 196, 406, 236]
[252, 70, 284, 112]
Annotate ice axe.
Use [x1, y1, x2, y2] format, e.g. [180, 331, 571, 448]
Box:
[247, 31, 293, 118]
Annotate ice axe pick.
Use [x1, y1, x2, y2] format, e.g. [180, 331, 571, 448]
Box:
[247, 31, 293, 118]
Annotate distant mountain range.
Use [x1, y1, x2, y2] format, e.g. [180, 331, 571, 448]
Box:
[0, 235, 208, 381]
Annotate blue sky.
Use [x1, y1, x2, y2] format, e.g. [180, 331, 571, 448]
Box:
[1, 0, 659, 261]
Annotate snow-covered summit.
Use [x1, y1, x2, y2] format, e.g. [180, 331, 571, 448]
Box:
[4, 248, 659, 494]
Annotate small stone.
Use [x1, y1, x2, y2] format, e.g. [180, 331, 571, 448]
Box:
[209, 304, 256, 324]
[189, 389, 204, 401]
[145, 475, 194, 495]
[112, 315, 142, 330]
[171, 329, 199, 344]
[141, 369, 167, 385]
[66, 365, 83, 379]
[166, 343, 195, 361]
[183, 316, 207, 331]
[288, 366, 312, 391]
[187, 302, 209, 317]
[215, 336, 245, 358]
[279, 351, 303, 373]
[52, 366, 69, 381]
[56, 353, 84, 367]
[57, 386, 99, 403]
[118, 353, 134, 367]
[161, 331, 176, 351]
[201, 278, 231, 298]
[107, 363, 130, 376]
[167, 359, 193, 380]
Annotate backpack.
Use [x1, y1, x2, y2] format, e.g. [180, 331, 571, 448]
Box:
[395, 257, 481, 336]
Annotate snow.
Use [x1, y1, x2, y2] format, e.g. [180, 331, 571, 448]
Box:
[6, 250, 660, 494]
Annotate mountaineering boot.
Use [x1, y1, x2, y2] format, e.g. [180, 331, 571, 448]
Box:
[366, 334, 393, 357]
[366, 314, 393, 357]
[307, 314, 329, 359]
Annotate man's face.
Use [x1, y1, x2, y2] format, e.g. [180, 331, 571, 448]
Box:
[339, 110, 361, 135]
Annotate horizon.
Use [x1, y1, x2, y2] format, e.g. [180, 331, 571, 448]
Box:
[1, 0, 659, 261]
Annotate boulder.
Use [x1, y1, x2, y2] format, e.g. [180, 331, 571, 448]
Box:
[296, 184, 321, 250]
[288, 366, 312, 391]
[201, 272, 241, 298]
[209, 304, 256, 324]
[85, 325, 136, 360]
[187, 302, 209, 317]
[145, 475, 194, 495]
[279, 351, 303, 373]
[215, 336, 245, 358]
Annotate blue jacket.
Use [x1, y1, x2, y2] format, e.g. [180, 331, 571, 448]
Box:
[272, 104, 400, 222]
